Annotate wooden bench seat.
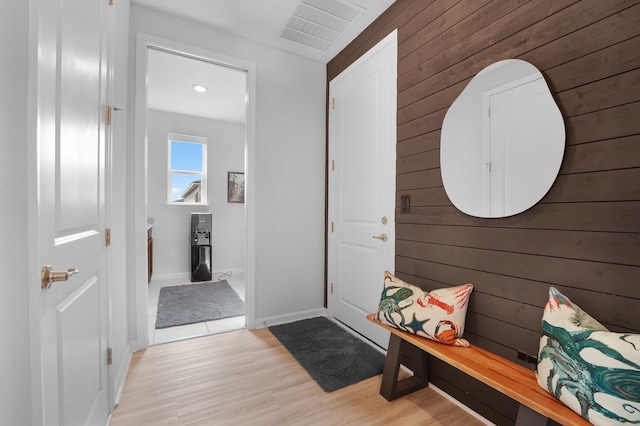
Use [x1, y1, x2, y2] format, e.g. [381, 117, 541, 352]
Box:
[366, 314, 590, 426]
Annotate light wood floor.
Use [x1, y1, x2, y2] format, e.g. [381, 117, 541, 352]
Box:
[110, 328, 488, 426]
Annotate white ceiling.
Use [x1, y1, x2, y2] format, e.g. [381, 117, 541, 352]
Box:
[132, 0, 395, 63]
[135, 0, 396, 123]
[147, 49, 249, 124]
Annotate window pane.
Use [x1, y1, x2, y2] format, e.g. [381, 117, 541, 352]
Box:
[171, 173, 202, 203]
[171, 141, 203, 172]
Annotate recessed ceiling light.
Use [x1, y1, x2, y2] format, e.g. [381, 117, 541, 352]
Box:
[193, 84, 207, 93]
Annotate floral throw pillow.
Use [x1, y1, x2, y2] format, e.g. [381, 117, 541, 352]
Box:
[536, 287, 640, 425]
[376, 271, 473, 347]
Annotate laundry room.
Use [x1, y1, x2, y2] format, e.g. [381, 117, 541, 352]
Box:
[144, 47, 247, 344]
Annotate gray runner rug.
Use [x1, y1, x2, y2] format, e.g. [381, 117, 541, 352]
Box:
[268, 316, 385, 392]
[155, 280, 244, 329]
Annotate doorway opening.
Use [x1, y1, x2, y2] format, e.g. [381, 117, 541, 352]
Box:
[134, 34, 256, 348]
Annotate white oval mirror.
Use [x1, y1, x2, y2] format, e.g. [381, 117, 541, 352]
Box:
[440, 59, 565, 218]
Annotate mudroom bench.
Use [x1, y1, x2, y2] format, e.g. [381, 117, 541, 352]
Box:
[366, 314, 589, 426]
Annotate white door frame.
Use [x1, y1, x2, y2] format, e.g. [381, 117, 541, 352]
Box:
[132, 34, 257, 349]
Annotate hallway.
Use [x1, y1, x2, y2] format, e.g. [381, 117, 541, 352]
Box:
[111, 327, 488, 425]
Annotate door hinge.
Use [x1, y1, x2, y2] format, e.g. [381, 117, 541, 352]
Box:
[107, 347, 113, 365]
[332, 97, 335, 109]
[105, 228, 111, 247]
[331, 221, 334, 233]
[105, 105, 112, 125]
[331, 160, 334, 171]
[330, 282, 333, 294]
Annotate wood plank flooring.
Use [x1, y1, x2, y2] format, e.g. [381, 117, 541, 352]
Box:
[110, 328, 488, 425]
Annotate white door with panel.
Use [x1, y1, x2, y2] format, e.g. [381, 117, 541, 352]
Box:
[328, 31, 397, 348]
[33, 0, 112, 424]
[483, 75, 560, 217]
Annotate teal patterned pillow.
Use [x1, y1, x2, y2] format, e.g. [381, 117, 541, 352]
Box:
[536, 287, 640, 425]
[376, 271, 473, 347]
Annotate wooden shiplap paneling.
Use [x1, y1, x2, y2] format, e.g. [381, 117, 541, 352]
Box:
[328, 1, 640, 424]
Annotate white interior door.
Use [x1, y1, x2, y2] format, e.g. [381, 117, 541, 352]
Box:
[483, 75, 558, 217]
[34, 0, 111, 424]
[328, 31, 397, 348]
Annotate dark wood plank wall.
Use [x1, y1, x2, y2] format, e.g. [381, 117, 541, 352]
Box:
[328, 1, 640, 424]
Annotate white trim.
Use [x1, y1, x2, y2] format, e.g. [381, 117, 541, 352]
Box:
[133, 33, 257, 352]
[149, 272, 191, 282]
[27, 0, 43, 423]
[255, 308, 327, 329]
[149, 268, 245, 283]
[112, 343, 133, 407]
[166, 132, 208, 143]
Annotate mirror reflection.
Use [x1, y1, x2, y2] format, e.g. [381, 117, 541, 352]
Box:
[440, 59, 565, 218]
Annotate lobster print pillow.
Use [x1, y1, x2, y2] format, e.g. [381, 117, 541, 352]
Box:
[536, 287, 640, 425]
[376, 271, 473, 347]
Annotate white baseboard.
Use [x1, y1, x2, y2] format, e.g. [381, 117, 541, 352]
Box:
[110, 342, 134, 422]
[429, 383, 495, 425]
[329, 316, 387, 354]
[150, 272, 190, 282]
[255, 307, 327, 329]
[150, 268, 245, 283]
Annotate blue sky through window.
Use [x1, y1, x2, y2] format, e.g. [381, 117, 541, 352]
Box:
[171, 141, 203, 202]
[171, 141, 202, 172]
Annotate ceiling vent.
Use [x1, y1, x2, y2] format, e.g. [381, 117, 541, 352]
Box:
[280, 0, 364, 50]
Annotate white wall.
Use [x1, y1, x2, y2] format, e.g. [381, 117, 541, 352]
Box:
[129, 6, 327, 325]
[0, 2, 31, 425]
[147, 110, 245, 277]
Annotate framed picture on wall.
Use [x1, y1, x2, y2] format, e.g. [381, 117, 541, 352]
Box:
[228, 172, 245, 203]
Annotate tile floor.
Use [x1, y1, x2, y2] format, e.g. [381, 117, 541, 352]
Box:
[148, 272, 246, 345]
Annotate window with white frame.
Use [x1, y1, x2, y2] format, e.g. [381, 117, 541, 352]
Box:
[168, 133, 207, 205]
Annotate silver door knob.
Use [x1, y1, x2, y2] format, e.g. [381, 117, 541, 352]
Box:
[41, 265, 79, 289]
[372, 233, 388, 242]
